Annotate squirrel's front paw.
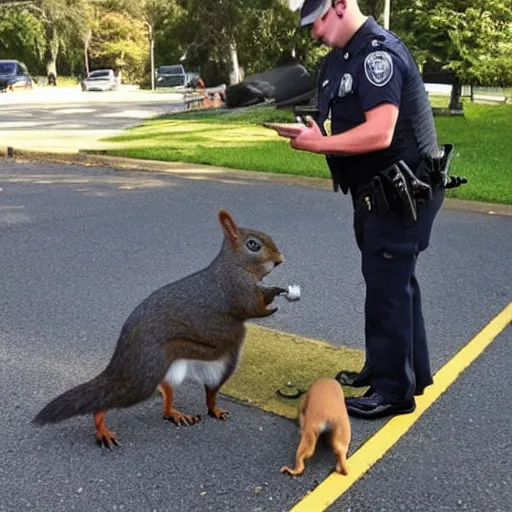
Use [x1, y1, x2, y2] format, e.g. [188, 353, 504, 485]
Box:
[260, 285, 287, 305]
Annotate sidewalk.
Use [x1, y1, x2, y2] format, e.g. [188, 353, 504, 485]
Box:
[0, 88, 187, 153]
[4, 148, 512, 218]
[0, 86, 186, 105]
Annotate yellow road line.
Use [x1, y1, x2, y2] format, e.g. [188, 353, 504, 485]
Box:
[291, 302, 512, 512]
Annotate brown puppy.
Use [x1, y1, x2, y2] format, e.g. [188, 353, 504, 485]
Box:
[280, 377, 351, 476]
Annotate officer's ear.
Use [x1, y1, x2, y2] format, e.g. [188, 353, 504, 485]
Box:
[333, 0, 347, 17]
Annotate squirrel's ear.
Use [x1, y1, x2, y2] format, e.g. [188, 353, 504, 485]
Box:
[218, 209, 240, 245]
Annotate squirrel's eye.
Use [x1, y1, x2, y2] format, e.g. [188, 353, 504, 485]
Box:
[246, 239, 261, 252]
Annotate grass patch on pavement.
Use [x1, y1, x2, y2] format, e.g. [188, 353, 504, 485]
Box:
[104, 102, 512, 204]
[222, 325, 364, 420]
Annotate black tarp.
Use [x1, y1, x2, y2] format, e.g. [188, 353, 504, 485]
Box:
[225, 63, 315, 109]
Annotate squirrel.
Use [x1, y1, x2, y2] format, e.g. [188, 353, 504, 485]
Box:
[280, 377, 351, 476]
[33, 209, 289, 448]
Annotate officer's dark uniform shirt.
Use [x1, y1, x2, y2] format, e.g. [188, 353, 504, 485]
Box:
[316, 17, 438, 191]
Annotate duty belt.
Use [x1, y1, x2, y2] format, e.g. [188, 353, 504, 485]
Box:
[355, 145, 467, 225]
[355, 161, 427, 225]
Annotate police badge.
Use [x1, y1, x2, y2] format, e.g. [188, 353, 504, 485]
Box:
[364, 51, 393, 87]
[338, 73, 353, 98]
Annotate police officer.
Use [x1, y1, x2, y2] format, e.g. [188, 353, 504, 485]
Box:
[291, 0, 446, 418]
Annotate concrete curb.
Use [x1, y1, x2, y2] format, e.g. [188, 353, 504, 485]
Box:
[2, 148, 511, 217]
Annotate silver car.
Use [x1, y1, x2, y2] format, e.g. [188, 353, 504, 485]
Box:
[81, 69, 120, 92]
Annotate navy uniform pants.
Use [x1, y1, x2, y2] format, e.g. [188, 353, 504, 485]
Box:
[353, 187, 445, 402]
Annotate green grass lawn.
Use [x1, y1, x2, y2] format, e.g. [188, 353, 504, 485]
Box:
[104, 102, 512, 204]
[105, 105, 329, 178]
[435, 104, 511, 203]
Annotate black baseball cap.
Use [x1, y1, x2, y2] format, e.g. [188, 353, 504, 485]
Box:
[299, 0, 331, 27]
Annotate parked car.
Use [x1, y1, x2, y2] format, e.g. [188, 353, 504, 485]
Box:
[81, 69, 120, 92]
[156, 64, 186, 88]
[0, 60, 33, 92]
[156, 64, 201, 88]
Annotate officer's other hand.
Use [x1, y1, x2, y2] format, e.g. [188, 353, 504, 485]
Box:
[290, 116, 323, 152]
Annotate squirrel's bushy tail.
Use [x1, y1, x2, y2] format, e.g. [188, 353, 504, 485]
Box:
[33, 374, 110, 425]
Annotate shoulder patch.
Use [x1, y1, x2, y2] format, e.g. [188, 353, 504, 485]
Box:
[364, 51, 393, 87]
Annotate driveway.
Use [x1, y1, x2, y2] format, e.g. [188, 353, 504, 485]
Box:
[0, 87, 186, 153]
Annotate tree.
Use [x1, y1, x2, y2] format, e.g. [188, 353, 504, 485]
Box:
[0, 6, 45, 72]
[173, 0, 280, 85]
[239, 1, 328, 76]
[140, 0, 171, 90]
[88, 9, 147, 81]
[121, 0, 171, 89]
[392, 0, 512, 86]
[2, 0, 89, 78]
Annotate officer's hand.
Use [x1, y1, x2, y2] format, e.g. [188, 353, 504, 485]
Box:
[290, 116, 323, 152]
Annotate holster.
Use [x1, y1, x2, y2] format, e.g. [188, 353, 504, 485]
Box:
[326, 155, 349, 194]
[353, 162, 421, 225]
[427, 144, 467, 189]
[375, 163, 422, 225]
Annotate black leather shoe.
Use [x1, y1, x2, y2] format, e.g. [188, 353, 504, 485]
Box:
[345, 391, 415, 419]
[365, 385, 425, 397]
[335, 368, 371, 387]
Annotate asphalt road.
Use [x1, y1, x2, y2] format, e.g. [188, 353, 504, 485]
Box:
[0, 88, 186, 152]
[0, 160, 510, 511]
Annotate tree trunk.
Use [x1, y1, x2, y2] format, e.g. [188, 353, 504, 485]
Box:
[45, 25, 59, 79]
[84, 29, 91, 75]
[449, 80, 463, 111]
[229, 40, 241, 85]
[149, 25, 155, 91]
[144, 21, 155, 91]
[150, 37, 155, 90]
[84, 48, 89, 75]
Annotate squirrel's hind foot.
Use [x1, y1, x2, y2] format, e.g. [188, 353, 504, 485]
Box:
[96, 433, 119, 450]
[94, 411, 119, 450]
[164, 410, 201, 426]
[207, 406, 229, 421]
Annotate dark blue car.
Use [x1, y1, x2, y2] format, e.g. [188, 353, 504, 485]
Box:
[0, 60, 33, 92]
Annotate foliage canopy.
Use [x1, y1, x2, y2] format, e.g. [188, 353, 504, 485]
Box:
[0, 0, 510, 86]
